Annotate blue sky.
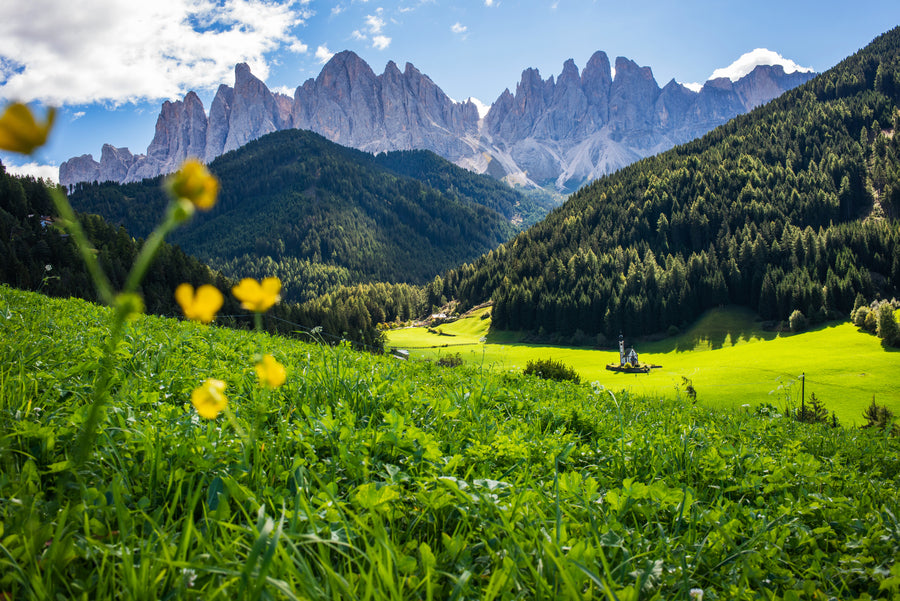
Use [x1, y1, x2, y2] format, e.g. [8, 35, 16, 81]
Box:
[1, 0, 899, 181]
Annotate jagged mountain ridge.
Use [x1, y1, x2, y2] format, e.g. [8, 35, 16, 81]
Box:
[60, 50, 815, 192]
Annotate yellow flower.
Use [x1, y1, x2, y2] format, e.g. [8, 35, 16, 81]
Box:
[255, 354, 286, 388]
[167, 159, 219, 210]
[175, 283, 223, 323]
[232, 277, 281, 313]
[191, 379, 228, 419]
[0, 103, 56, 155]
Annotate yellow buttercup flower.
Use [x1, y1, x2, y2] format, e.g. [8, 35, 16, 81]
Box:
[0, 102, 56, 155]
[175, 283, 223, 323]
[167, 159, 219, 210]
[255, 354, 287, 388]
[191, 379, 228, 419]
[232, 277, 281, 313]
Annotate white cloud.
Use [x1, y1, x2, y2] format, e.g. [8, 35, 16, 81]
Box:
[5, 162, 59, 183]
[467, 97, 490, 119]
[271, 85, 295, 97]
[354, 9, 389, 50]
[709, 48, 814, 82]
[451, 22, 467, 34]
[0, 0, 312, 106]
[289, 39, 309, 54]
[315, 45, 335, 63]
[365, 13, 386, 34]
[485, 0, 495, 5]
[372, 35, 391, 50]
[331, 5, 345, 15]
[679, 81, 703, 93]
[71, 111, 86, 120]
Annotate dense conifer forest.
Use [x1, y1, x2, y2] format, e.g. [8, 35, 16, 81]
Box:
[435, 27, 900, 338]
[0, 165, 235, 316]
[0, 164, 417, 350]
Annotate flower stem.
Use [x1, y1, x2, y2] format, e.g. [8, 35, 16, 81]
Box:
[123, 208, 179, 294]
[72, 303, 129, 465]
[49, 188, 114, 305]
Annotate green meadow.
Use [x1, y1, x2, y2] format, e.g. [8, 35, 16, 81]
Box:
[2, 285, 900, 599]
[386, 306, 900, 425]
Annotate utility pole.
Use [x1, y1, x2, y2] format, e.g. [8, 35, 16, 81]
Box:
[800, 372, 806, 415]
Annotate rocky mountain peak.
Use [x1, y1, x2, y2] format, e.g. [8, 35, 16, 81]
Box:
[583, 51, 612, 82]
[206, 84, 234, 162]
[319, 50, 378, 90]
[608, 57, 661, 134]
[613, 57, 655, 84]
[704, 77, 735, 92]
[59, 49, 817, 192]
[734, 64, 808, 109]
[224, 62, 284, 153]
[234, 62, 253, 82]
[384, 60, 402, 77]
[99, 144, 137, 183]
[403, 62, 423, 78]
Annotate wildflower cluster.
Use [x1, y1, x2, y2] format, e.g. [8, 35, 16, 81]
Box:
[176, 274, 287, 419]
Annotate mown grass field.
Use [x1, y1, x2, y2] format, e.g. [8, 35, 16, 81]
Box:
[386, 306, 900, 426]
[2, 285, 900, 600]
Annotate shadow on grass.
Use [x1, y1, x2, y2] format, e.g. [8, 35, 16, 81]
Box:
[480, 306, 869, 358]
[604, 306, 773, 354]
[880, 339, 900, 353]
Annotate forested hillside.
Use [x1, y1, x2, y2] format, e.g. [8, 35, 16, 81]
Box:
[0, 163, 240, 317]
[67, 130, 521, 302]
[0, 163, 417, 350]
[438, 27, 900, 338]
[372, 149, 555, 226]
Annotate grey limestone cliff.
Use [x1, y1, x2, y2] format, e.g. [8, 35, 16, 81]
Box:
[60, 52, 816, 193]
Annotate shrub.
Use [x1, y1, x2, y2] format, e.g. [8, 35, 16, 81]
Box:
[789, 309, 808, 333]
[862, 398, 897, 434]
[679, 376, 697, 401]
[864, 310, 878, 333]
[875, 303, 900, 346]
[852, 300, 900, 345]
[523, 358, 581, 384]
[851, 304, 868, 327]
[794, 392, 830, 424]
[437, 353, 464, 368]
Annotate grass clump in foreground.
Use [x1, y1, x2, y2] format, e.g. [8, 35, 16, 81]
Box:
[2, 285, 900, 600]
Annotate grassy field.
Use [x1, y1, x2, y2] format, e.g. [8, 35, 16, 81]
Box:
[386, 306, 900, 425]
[2, 286, 899, 600]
